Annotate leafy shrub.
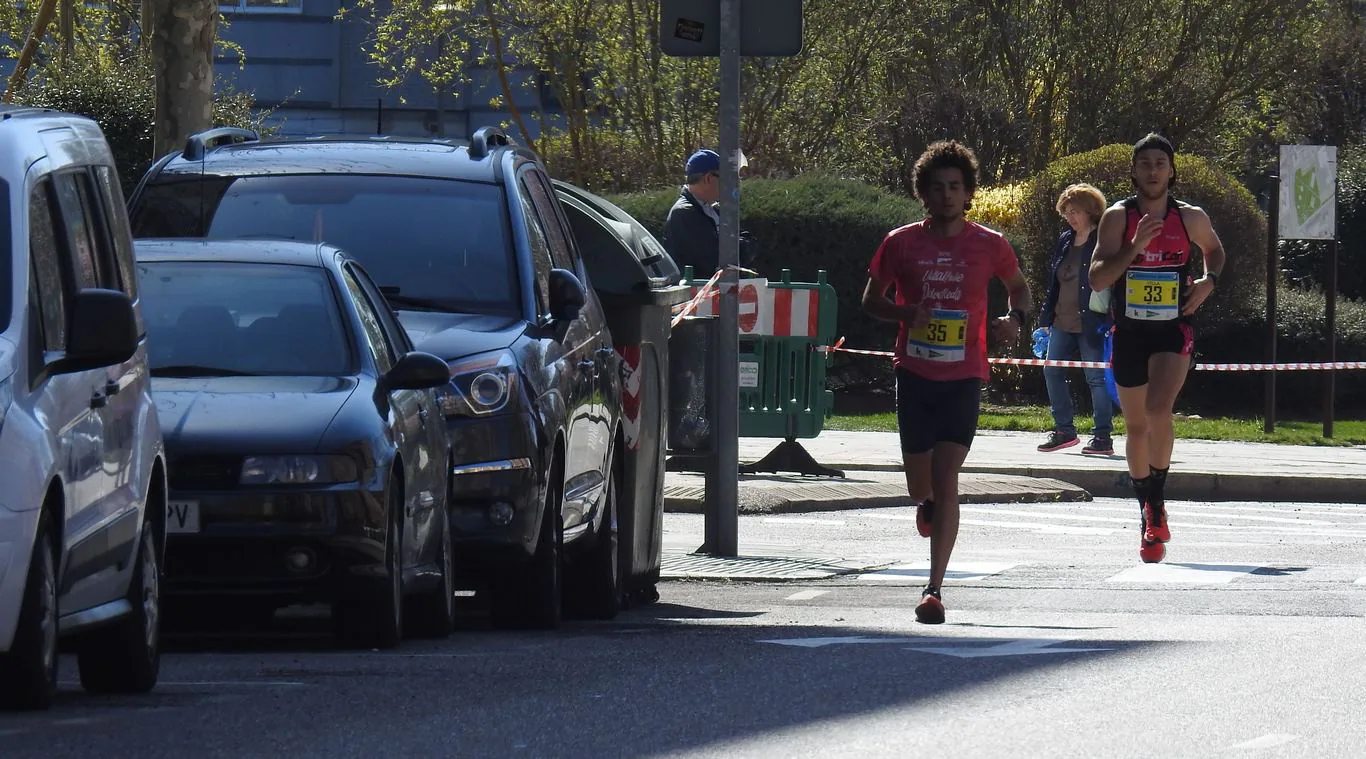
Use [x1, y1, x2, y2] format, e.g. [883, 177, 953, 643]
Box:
[14, 48, 269, 195]
[1279, 145, 1366, 300]
[1017, 144, 1268, 340]
[967, 182, 1027, 231]
[610, 174, 925, 390]
[1179, 286, 1366, 416]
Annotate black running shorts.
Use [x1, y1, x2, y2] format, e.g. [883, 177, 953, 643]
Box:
[1111, 322, 1195, 388]
[894, 369, 982, 454]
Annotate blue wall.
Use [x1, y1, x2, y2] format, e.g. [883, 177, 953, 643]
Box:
[216, 0, 566, 138]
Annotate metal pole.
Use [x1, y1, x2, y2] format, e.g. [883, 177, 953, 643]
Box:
[705, 0, 741, 557]
[1324, 233, 1338, 439]
[1264, 175, 1279, 433]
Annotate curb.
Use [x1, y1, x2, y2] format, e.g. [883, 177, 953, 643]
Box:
[663, 474, 1090, 515]
[814, 463, 1365, 504]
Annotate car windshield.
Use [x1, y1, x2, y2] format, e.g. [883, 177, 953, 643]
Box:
[131, 174, 519, 316]
[139, 261, 354, 377]
[0, 179, 11, 334]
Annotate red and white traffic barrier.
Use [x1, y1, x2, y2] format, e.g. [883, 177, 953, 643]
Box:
[672, 274, 824, 338]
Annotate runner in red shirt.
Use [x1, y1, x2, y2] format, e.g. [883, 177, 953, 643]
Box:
[861, 140, 1033, 624]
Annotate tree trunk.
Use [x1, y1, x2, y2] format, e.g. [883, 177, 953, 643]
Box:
[147, 0, 218, 159]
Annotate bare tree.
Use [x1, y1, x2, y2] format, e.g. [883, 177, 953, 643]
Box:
[145, 0, 217, 158]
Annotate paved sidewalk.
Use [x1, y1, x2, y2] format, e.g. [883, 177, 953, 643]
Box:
[662, 470, 1087, 514]
[738, 430, 1366, 503]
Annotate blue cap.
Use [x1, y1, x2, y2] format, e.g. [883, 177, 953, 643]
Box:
[686, 149, 720, 175]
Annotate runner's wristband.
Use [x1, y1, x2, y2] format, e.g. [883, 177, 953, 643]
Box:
[1207, 271, 1220, 286]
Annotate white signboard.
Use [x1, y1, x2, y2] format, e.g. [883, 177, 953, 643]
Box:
[738, 361, 759, 388]
[1278, 145, 1337, 240]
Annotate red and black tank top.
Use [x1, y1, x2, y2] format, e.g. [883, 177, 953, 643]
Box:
[1114, 196, 1196, 327]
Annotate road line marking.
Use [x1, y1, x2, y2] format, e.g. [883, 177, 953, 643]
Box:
[1229, 733, 1299, 750]
[155, 680, 308, 687]
[1106, 562, 1261, 585]
[1355, 576, 1366, 585]
[762, 517, 847, 526]
[785, 589, 829, 601]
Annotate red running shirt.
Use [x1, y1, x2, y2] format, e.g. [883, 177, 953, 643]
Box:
[868, 220, 1021, 382]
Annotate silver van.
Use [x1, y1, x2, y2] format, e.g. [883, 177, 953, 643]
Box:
[0, 106, 167, 710]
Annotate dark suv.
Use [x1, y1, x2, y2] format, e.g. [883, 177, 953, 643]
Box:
[128, 127, 627, 629]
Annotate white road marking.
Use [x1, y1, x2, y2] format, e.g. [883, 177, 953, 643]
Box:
[1106, 562, 1262, 585]
[910, 638, 1113, 659]
[1355, 576, 1366, 585]
[1229, 733, 1300, 750]
[785, 589, 830, 601]
[961, 518, 1118, 535]
[858, 561, 1018, 583]
[762, 517, 847, 526]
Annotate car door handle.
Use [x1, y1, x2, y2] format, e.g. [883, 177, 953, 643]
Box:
[418, 406, 429, 424]
[105, 380, 121, 395]
[90, 392, 107, 409]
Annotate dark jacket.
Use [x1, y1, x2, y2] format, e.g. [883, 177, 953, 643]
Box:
[662, 187, 720, 276]
[1039, 227, 1110, 334]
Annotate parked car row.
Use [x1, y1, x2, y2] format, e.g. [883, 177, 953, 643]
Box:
[1, 107, 681, 712]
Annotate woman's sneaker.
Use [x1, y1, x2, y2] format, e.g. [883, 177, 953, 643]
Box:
[1083, 436, 1114, 455]
[1037, 431, 1079, 452]
[915, 586, 945, 624]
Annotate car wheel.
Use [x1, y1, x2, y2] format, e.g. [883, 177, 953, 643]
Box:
[565, 459, 621, 620]
[406, 507, 455, 639]
[335, 475, 404, 650]
[77, 523, 161, 695]
[489, 473, 562, 630]
[0, 510, 59, 711]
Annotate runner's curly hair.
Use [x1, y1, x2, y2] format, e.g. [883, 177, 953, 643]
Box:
[912, 140, 980, 211]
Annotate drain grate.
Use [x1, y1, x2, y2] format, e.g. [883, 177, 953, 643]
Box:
[662, 553, 863, 580]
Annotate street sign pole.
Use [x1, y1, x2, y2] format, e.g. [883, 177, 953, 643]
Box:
[705, 0, 741, 557]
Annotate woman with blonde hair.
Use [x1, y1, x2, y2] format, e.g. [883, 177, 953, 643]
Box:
[1036, 183, 1115, 455]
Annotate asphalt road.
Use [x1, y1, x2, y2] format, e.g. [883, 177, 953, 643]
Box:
[3, 497, 1365, 758]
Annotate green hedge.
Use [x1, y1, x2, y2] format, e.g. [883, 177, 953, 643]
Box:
[1279, 145, 1366, 300]
[610, 174, 926, 390]
[1017, 144, 1268, 341]
[14, 51, 267, 195]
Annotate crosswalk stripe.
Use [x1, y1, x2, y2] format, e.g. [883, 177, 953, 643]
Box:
[858, 561, 1019, 584]
[1106, 562, 1262, 584]
[785, 589, 829, 601]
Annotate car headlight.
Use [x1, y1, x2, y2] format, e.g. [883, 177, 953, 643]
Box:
[240, 455, 359, 485]
[442, 350, 520, 418]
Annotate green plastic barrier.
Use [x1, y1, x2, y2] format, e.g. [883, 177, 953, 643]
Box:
[678, 266, 843, 477]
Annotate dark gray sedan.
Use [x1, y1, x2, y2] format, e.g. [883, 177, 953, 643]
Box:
[135, 239, 455, 649]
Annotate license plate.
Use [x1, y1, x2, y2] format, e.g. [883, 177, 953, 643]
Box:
[166, 500, 201, 534]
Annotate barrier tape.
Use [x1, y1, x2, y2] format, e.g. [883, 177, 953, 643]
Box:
[669, 265, 759, 329]
[818, 338, 1366, 372]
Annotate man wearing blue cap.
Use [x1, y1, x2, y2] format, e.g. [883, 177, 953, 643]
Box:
[662, 149, 723, 274]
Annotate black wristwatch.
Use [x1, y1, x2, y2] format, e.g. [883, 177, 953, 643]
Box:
[1207, 271, 1221, 286]
[1009, 309, 1027, 327]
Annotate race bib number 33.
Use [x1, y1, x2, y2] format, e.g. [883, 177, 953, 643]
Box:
[908, 308, 968, 362]
[1125, 271, 1180, 321]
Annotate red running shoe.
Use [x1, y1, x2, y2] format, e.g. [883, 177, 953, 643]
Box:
[915, 586, 945, 624]
[916, 499, 934, 538]
[1140, 539, 1166, 563]
[1143, 503, 1171, 543]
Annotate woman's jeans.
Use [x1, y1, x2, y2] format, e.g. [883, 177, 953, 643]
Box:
[1044, 327, 1113, 438]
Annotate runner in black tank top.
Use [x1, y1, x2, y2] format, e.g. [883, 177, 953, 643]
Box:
[1087, 133, 1229, 565]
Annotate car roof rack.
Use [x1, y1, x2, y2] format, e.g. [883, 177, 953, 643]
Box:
[468, 126, 513, 160]
[182, 126, 261, 161]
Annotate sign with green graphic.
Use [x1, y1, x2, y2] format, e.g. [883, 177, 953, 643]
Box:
[1279, 145, 1337, 240]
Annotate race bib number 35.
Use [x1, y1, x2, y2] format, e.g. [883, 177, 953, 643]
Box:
[1125, 271, 1180, 321]
[908, 308, 968, 362]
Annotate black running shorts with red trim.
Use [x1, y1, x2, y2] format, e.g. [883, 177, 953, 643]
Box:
[1111, 322, 1195, 388]
[895, 369, 982, 453]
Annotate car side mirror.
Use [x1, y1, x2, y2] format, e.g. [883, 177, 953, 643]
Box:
[381, 351, 451, 392]
[548, 267, 586, 323]
[50, 289, 138, 376]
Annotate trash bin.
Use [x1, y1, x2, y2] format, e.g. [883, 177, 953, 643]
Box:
[552, 180, 691, 598]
